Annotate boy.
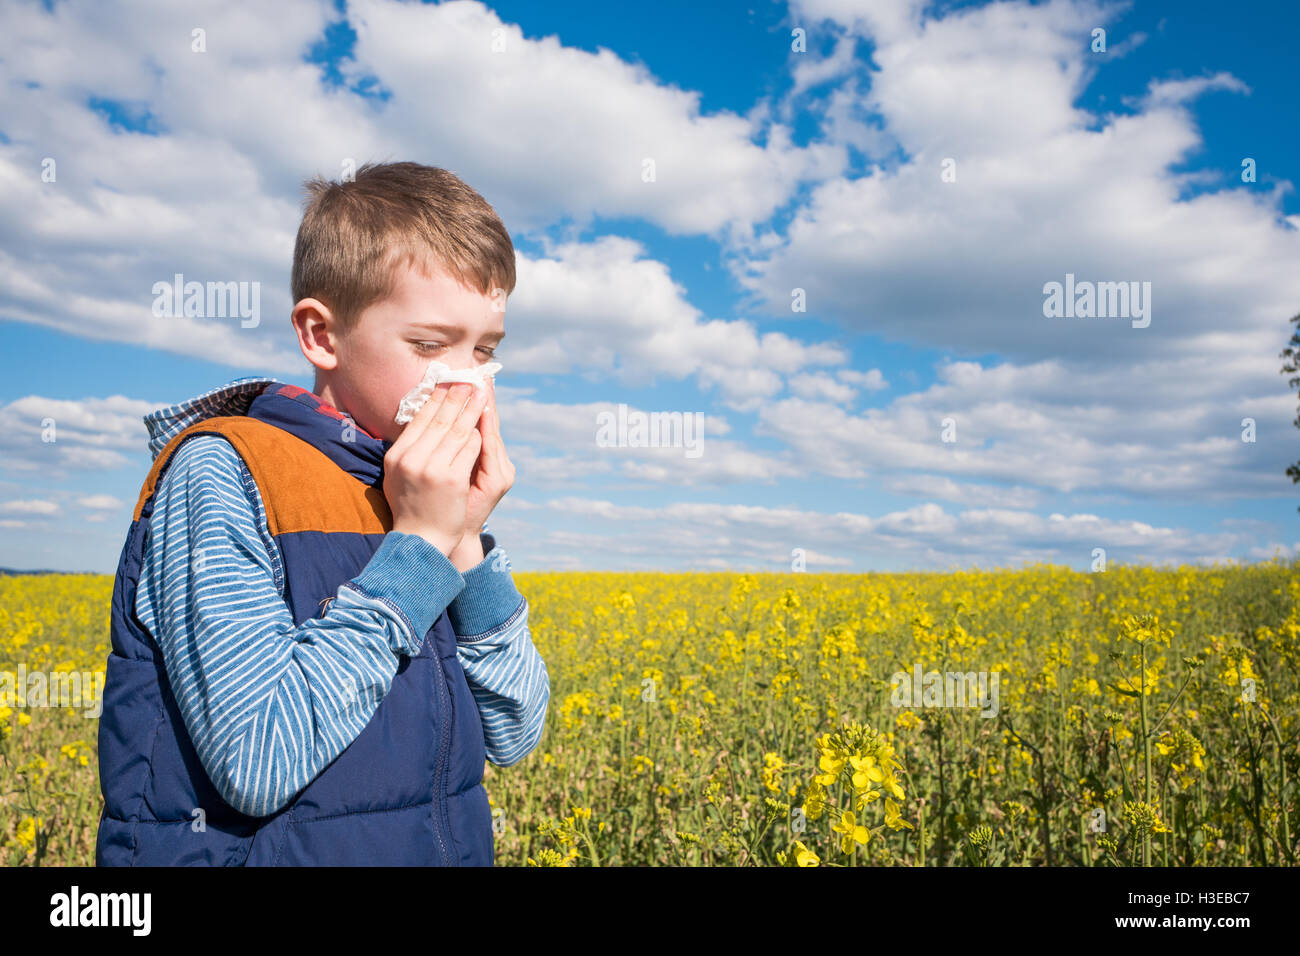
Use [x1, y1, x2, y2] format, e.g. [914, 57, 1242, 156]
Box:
[96, 162, 549, 866]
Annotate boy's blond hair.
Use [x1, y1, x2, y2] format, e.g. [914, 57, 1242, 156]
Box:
[292, 161, 516, 336]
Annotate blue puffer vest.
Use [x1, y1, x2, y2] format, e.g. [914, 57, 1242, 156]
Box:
[96, 380, 493, 866]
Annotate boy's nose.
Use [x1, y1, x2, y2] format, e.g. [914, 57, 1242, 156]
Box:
[446, 349, 481, 370]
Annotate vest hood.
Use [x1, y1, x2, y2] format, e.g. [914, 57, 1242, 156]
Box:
[143, 376, 280, 460]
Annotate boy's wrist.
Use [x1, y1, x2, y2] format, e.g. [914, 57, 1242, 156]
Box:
[449, 530, 486, 573]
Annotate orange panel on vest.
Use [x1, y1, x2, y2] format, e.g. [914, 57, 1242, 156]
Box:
[133, 416, 393, 536]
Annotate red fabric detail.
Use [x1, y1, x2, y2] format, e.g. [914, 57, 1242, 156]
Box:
[271, 384, 381, 440]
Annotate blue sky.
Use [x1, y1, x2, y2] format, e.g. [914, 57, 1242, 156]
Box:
[2, 0, 1298, 573]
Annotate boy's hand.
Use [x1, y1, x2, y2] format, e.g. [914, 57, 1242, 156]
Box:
[462, 376, 514, 544]
[384, 381, 487, 556]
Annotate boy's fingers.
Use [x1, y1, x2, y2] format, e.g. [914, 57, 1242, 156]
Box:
[393, 384, 470, 482]
[473, 423, 496, 477]
[483, 400, 505, 459]
[481, 380, 502, 438]
[448, 415, 484, 473]
[430, 383, 488, 459]
[411, 383, 476, 460]
[389, 382, 454, 455]
[470, 387, 501, 466]
[475, 387, 494, 436]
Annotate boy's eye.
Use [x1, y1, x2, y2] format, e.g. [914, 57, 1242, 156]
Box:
[413, 342, 496, 358]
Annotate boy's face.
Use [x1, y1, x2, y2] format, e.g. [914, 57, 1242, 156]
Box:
[297, 259, 505, 445]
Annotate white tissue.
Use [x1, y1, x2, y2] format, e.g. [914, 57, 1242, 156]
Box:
[394, 359, 503, 424]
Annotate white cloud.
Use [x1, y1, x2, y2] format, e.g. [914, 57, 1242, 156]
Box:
[1101, 30, 1148, 59]
[883, 475, 1042, 508]
[499, 397, 800, 486]
[0, 499, 59, 515]
[509, 237, 847, 406]
[342, 0, 846, 237]
[791, 0, 931, 44]
[496, 494, 1265, 570]
[755, 356, 1295, 498]
[0, 393, 152, 476]
[788, 370, 860, 404]
[77, 494, 125, 510]
[837, 368, 888, 390]
[1134, 72, 1251, 110]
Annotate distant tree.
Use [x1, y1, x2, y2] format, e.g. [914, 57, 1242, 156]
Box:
[1279, 311, 1300, 513]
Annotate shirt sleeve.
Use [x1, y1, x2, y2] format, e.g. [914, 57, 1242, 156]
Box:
[134, 433, 468, 818]
[447, 534, 551, 766]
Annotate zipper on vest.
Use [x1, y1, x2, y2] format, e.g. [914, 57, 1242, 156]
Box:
[431, 647, 459, 866]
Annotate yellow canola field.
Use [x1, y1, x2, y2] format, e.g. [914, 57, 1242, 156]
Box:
[2, 560, 1297, 867]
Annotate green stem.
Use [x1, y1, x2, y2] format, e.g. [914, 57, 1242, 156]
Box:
[1139, 640, 1151, 867]
[1256, 703, 1294, 864]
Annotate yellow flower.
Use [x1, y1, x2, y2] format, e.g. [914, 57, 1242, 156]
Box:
[793, 841, 819, 866]
[13, 815, 41, 853]
[895, 709, 922, 731]
[832, 810, 870, 854]
[761, 752, 784, 793]
[816, 749, 845, 787]
[849, 754, 884, 790]
[526, 848, 571, 867]
[802, 782, 827, 821]
[883, 774, 905, 800]
[884, 798, 914, 831]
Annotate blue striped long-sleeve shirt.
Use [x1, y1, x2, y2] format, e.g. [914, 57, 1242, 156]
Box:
[134, 433, 549, 819]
